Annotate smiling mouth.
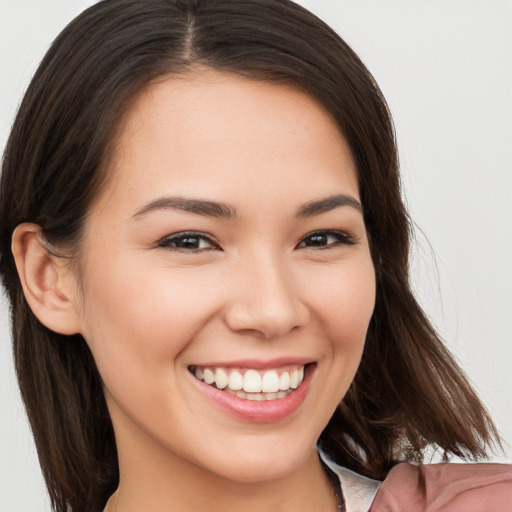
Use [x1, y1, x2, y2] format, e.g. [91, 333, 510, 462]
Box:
[188, 364, 308, 401]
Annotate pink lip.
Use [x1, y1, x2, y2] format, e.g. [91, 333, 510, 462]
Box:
[190, 356, 314, 370]
[190, 363, 315, 423]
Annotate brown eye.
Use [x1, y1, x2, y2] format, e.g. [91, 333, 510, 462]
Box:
[158, 232, 218, 251]
[297, 230, 354, 249]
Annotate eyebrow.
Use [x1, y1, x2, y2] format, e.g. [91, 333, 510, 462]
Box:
[296, 194, 362, 217]
[133, 196, 238, 219]
[133, 193, 362, 220]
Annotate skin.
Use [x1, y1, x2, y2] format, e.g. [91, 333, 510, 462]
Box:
[15, 70, 376, 512]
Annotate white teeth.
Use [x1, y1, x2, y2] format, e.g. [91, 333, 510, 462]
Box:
[215, 368, 228, 390]
[279, 371, 290, 391]
[289, 368, 299, 389]
[243, 390, 291, 401]
[243, 369, 262, 393]
[228, 370, 243, 391]
[192, 364, 308, 400]
[203, 368, 215, 385]
[261, 370, 280, 393]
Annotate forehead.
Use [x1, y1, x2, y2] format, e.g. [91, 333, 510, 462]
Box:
[95, 69, 358, 215]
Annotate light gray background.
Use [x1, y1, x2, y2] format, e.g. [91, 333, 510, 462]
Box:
[1, 1, 511, 510]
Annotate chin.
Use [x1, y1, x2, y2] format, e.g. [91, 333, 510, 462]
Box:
[193, 435, 318, 484]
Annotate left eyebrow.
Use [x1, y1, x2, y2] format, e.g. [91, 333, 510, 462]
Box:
[133, 196, 238, 220]
[296, 194, 362, 217]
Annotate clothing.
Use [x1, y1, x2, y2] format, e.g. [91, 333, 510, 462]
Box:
[320, 451, 512, 512]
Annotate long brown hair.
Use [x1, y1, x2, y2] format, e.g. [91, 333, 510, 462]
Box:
[0, 1, 499, 511]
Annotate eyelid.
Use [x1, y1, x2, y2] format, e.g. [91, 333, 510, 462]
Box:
[157, 231, 220, 251]
[296, 229, 356, 249]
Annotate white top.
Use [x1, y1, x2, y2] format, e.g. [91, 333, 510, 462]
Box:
[319, 450, 382, 512]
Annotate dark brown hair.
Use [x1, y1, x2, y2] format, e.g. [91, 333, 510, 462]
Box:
[0, 1, 499, 511]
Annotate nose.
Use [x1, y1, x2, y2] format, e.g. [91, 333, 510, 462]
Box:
[223, 254, 310, 339]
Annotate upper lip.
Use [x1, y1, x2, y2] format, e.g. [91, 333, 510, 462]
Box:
[189, 357, 315, 370]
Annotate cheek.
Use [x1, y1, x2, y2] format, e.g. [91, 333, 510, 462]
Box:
[308, 258, 375, 403]
[309, 259, 376, 346]
[78, 255, 221, 386]
[294, 258, 375, 423]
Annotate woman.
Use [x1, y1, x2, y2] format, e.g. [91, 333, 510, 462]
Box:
[0, 1, 510, 511]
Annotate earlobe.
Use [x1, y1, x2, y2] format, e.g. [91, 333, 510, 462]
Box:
[11, 223, 82, 335]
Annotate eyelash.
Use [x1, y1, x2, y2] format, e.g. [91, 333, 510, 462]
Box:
[157, 231, 219, 252]
[297, 230, 355, 249]
[157, 230, 354, 252]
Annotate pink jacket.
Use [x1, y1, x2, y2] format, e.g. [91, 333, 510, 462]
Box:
[370, 462, 512, 512]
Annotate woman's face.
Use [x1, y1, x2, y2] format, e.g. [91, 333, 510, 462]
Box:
[74, 70, 376, 483]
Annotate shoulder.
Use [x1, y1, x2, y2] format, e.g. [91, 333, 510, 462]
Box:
[370, 461, 512, 512]
[319, 450, 382, 512]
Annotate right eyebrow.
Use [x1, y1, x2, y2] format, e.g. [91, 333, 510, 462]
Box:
[132, 196, 239, 220]
[296, 194, 362, 217]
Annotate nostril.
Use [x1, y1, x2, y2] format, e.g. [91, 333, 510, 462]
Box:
[223, 299, 309, 339]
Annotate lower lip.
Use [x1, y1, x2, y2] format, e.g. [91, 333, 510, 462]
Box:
[191, 365, 314, 423]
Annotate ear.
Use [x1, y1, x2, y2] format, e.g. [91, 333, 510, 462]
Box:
[11, 223, 82, 335]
